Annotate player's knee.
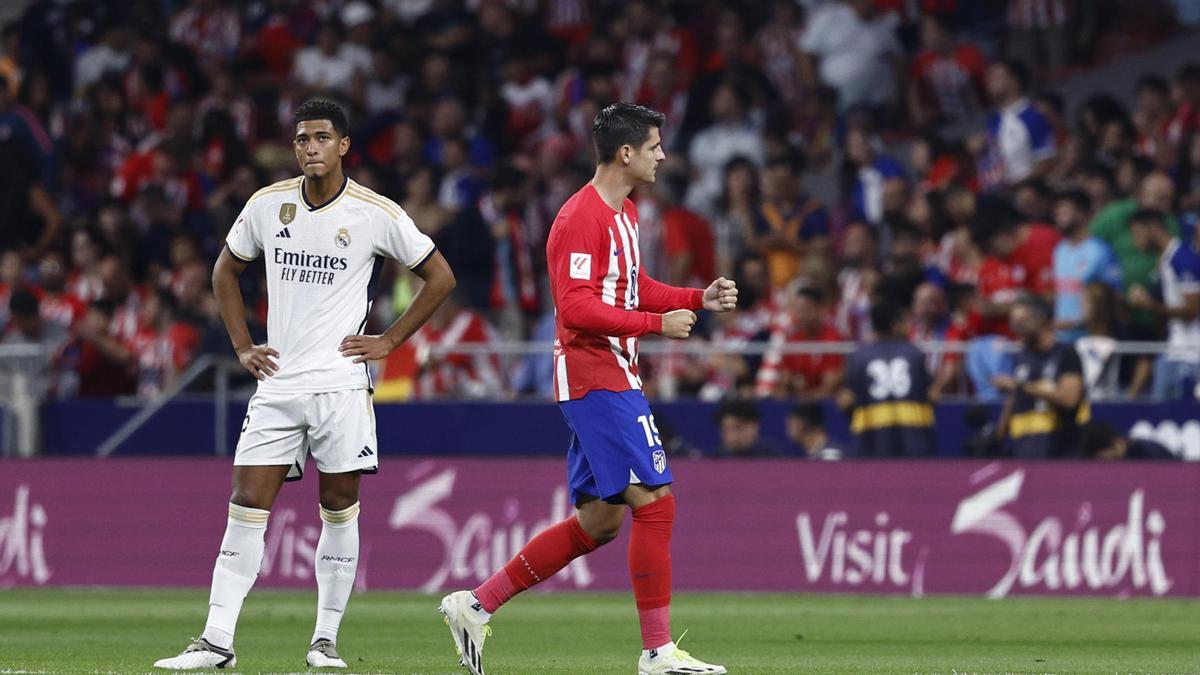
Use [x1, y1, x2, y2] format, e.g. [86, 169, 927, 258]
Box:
[319, 488, 359, 511]
[582, 518, 622, 545]
[229, 488, 273, 511]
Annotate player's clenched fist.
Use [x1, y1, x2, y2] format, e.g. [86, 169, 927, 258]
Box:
[237, 344, 279, 380]
[661, 309, 697, 339]
[702, 277, 738, 312]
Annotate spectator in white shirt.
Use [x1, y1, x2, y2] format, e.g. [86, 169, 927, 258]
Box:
[799, 0, 904, 111]
[686, 82, 765, 217]
[293, 24, 367, 95]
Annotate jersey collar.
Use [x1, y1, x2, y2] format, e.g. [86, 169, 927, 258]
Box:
[300, 175, 349, 212]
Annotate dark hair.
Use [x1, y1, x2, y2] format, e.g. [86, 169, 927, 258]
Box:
[997, 59, 1030, 92]
[869, 301, 904, 337]
[715, 155, 760, 213]
[490, 162, 525, 192]
[9, 289, 38, 318]
[1079, 163, 1116, 192]
[1177, 62, 1200, 84]
[891, 219, 924, 242]
[766, 147, 805, 174]
[715, 398, 761, 423]
[789, 402, 824, 426]
[1129, 208, 1168, 229]
[970, 194, 1019, 249]
[1135, 74, 1170, 98]
[1055, 188, 1091, 214]
[1079, 420, 1120, 459]
[294, 98, 349, 137]
[591, 102, 665, 164]
[1014, 293, 1052, 322]
[797, 285, 825, 305]
[1034, 90, 1065, 116]
[1015, 178, 1051, 201]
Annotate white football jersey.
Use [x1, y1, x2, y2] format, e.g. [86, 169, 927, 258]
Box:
[226, 176, 435, 393]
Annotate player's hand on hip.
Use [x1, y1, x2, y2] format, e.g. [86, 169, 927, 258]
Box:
[237, 344, 279, 380]
[702, 276, 738, 312]
[660, 309, 697, 339]
[340, 334, 396, 363]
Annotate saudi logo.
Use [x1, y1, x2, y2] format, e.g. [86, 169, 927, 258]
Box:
[335, 227, 352, 248]
[279, 203, 296, 224]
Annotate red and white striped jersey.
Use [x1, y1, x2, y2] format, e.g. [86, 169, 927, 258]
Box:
[547, 184, 703, 402]
[411, 308, 505, 399]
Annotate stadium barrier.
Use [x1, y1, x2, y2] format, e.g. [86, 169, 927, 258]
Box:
[1, 458, 1198, 598]
[32, 398, 1200, 460]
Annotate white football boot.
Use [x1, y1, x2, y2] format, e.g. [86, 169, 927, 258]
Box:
[439, 590, 493, 675]
[637, 638, 727, 675]
[306, 638, 347, 668]
[153, 637, 236, 670]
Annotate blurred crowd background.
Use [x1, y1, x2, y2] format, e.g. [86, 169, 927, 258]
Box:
[1, 0, 1199, 405]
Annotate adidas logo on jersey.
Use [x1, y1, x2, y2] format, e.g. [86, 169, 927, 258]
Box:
[275, 227, 292, 238]
[358, 446, 374, 458]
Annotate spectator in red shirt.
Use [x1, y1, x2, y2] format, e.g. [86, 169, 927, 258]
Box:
[126, 289, 199, 399]
[907, 14, 987, 128]
[973, 197, 1023, 337]
[657, 170, 716, 288]
[756, 286, 845, 399]
[411, 293, 506, 399]
[1167, 64, 1200, 147]
[1133, 74, 1173, 167]
[909, 282, 970, 397]
[35, 251, 86, 331]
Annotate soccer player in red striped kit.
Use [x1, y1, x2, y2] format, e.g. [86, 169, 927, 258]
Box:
[439, 103, 736, 674]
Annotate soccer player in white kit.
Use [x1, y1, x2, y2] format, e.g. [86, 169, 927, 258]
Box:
[154, 99, 455, 670]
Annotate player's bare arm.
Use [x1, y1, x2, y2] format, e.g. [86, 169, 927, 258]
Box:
[213, 247, 278, 380]
[339, 251, 456, 363]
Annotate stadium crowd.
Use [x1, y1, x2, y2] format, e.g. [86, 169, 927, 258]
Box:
[0, 0, 1198, 409]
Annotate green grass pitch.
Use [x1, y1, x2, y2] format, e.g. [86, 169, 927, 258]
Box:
[2, 588, 1198, 674]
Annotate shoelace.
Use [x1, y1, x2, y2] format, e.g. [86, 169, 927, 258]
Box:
[670, 630, 706, 664]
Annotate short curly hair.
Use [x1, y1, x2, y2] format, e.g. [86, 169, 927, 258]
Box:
[294, 98, 349, 137]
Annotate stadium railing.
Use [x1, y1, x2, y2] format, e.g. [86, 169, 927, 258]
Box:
[0, 343, 47, 458]
[0, 340, 1184, 457]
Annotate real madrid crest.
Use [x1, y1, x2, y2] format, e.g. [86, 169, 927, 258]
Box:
[335, 227, 352, 248]
[279, 203, 296, 224]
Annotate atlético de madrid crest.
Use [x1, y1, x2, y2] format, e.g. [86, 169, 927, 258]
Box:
[279, 203, 296, 224]
[335, 227, 352, 248]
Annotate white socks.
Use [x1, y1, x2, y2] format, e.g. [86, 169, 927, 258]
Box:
[311, 502, 361, 645]
[202, 503, 269, 649]
[643, 641, 676, 659]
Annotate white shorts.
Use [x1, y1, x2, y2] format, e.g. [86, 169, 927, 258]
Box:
[234, 388, 378, 480]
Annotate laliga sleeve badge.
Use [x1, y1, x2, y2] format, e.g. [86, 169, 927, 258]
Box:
[335, 227, 352, 248]
[569, 252, 591, 279]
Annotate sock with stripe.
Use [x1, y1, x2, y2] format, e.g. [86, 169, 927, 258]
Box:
[201, 503, 269, 649]
[473, 516, 598, 614]
[630, 494, 674, 650]
[312, 502, 361, 645]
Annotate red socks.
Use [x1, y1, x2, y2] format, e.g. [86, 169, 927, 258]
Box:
[630, 494, 675, 649]
[474, 493, 676, 652]
[473, 515, 597, 613]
